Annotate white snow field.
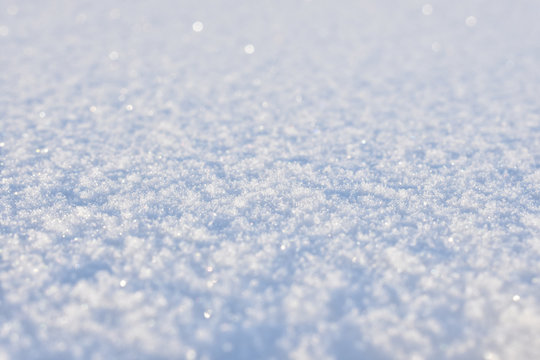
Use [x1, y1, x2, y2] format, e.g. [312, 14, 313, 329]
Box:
[1, 0, 540, 359]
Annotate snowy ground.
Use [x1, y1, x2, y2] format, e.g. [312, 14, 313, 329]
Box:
[1, 0, 540, 359]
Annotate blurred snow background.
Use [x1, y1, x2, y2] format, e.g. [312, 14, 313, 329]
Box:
[1, 0, 540, 359]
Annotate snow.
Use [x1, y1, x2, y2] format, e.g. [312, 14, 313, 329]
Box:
[1, 0, 539, 359]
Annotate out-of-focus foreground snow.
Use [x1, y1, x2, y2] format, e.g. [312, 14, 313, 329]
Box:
[1, 0, 540, 359]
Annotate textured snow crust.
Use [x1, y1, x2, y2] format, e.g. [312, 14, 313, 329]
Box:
[1, 0, 540, 359]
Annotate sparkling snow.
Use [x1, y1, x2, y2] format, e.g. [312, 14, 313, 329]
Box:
[1, 0, 539, 359]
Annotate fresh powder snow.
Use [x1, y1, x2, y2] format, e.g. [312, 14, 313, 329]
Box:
[1, 0, 539, 359]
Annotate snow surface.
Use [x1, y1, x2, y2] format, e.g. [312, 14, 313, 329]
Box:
[1, 0, 540, 359]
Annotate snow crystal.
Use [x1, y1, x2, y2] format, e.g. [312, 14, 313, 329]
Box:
[192, 21, 204, 33]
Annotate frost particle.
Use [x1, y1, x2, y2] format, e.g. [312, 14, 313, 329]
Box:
[466, 16, 477, 27]
[422, 4, 433, 16]
[192, 21, 204, 32]
[244, 44, 255, 54]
